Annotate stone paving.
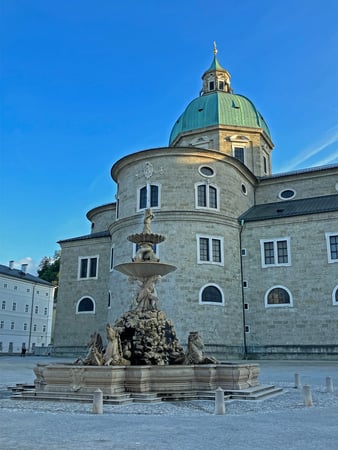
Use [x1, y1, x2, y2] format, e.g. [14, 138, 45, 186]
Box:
[0, 356, 337, 449]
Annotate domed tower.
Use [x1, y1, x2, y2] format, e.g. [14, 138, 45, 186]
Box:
[169, 44, 274, 177]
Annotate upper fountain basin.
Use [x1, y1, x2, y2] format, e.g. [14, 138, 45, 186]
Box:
[114, 262, 177, 278]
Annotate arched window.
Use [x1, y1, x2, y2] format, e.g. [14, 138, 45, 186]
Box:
[76, 297, 95, 314]
[199, 284, 224, 305]
[332, 285, 338, 305]
[265, 286, 293, 308]
[195, 183, 219, 210]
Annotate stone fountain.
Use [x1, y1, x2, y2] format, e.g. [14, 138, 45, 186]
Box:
[28, 209, 275, 403]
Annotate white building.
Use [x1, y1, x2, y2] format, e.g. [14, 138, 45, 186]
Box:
[0, 262, 55, 353]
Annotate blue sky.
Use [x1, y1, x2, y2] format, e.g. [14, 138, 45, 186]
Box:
[1, 0, 338, 274]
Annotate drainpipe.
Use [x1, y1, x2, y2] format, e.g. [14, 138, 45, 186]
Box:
[239, 219, 248, 359]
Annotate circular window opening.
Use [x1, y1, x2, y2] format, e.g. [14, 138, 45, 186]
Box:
[241, 183, 247, 195]
[279, 189, 296, 200]
[199, 166, 215, 177]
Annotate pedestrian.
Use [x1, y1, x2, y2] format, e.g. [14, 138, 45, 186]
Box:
[21, 343, 27, 357]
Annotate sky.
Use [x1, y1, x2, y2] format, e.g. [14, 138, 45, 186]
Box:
[1, 0, 338, 274]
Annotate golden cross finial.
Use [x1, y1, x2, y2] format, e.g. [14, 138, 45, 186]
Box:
[213, 41, 218, 55]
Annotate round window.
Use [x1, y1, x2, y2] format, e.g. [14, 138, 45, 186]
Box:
[279, 189, 296, 200]
[199, 166, 215, 177]
[241, 183, 247, 195]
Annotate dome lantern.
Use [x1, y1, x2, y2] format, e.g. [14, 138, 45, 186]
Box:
[201, 42, 232, 95]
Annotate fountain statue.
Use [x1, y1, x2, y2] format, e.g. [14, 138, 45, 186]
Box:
[31, 208, 263, 401]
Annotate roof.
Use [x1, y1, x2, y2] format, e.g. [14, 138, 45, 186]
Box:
[58, 230, 110, 244]
[259, 163, 338, 180]
[0, 264, 54, 286]
[203, 55, 228, 74]
[169, 92, 271, 145]
[240, 194, 338, 222]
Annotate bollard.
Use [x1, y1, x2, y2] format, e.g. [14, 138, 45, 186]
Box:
[303, 384, 313, 407]
[326, 376, 334, 393]
[214, 387, 225, 415]
[93, 388, 103, 414]
[294, 373, 302, 389]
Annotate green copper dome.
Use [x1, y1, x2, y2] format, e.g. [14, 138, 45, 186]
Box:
[169, 91, 271, 144]
[169, 51, 271, 145]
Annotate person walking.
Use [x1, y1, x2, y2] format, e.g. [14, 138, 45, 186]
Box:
[21, 343, 27, 357]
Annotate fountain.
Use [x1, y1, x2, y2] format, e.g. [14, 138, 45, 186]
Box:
[28, 209, 275, 403]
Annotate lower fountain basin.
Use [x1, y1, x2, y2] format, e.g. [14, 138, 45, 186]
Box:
[34, 362, 260, 395]
[114, 262, 177, 278]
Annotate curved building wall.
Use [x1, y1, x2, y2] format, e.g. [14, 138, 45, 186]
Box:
[109, 147, 257, 356]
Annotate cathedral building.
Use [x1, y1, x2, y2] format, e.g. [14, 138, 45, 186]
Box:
[53, 50, 338, 359]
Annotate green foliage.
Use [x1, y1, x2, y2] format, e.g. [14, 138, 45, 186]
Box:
[38, 251, 60, 300]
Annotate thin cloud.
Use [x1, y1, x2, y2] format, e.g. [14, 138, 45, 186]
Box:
[312, 149, 338, 167]
[279, 125, 338, 172]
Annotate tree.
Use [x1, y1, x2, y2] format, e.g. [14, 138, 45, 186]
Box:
[38, 251, 60, 300]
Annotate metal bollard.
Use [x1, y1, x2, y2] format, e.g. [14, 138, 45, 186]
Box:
[294, 373, 302, 389]
[214, 386, 225, 415]
[326, 377, 334, 393]
[303, 384, 313, 407]
[93, 388, 103, 414]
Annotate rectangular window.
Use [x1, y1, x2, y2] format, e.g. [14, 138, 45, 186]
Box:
[197, 185, 207, 207]
[197, 235, 224, 265]
[35, 306, 38, 314]
[209, 81, 215, 90]
[209, 186, 217, 208]
[139, 184, 159, 210]
[10, 322, 15, 330]
[263, 155, 267, 173]
[12, 302, 17, 311]
[33, 324, 37, 332]
[78, 256, 99, 279]
[1, 301, 5, 310]
[326, 233, 338, 263]
[0, 321, 4, 329]
[260, 238, 291, 267]
[43, 325, 46, 332]
[199, 238, 209, 261]
[89, 257, 97, 277]
[218, 81, 224, 90]
[234, 147, 245, 164]
[110, 246, 114, 271]
[25, 304, 29, 313]
[44, 307, 48, 315]
[23, 323, 28, 331]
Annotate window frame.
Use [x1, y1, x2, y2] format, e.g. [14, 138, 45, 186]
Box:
[264, 285, 293, 308]
[232, 145, 246, 165]
[197, 234, 224, 266]
[195, 182, 219, 211]
[199, 284, 225, 306]
[260, 237, 291, 268]
[278, 189, 296, 200]
[137, 183, 161, 211]
[77, 255, 99, 280]
[76, 296, 96, 314]
[325, 232, 338, 263]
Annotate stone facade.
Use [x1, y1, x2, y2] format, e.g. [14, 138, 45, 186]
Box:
[53, 53, 338, 359]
